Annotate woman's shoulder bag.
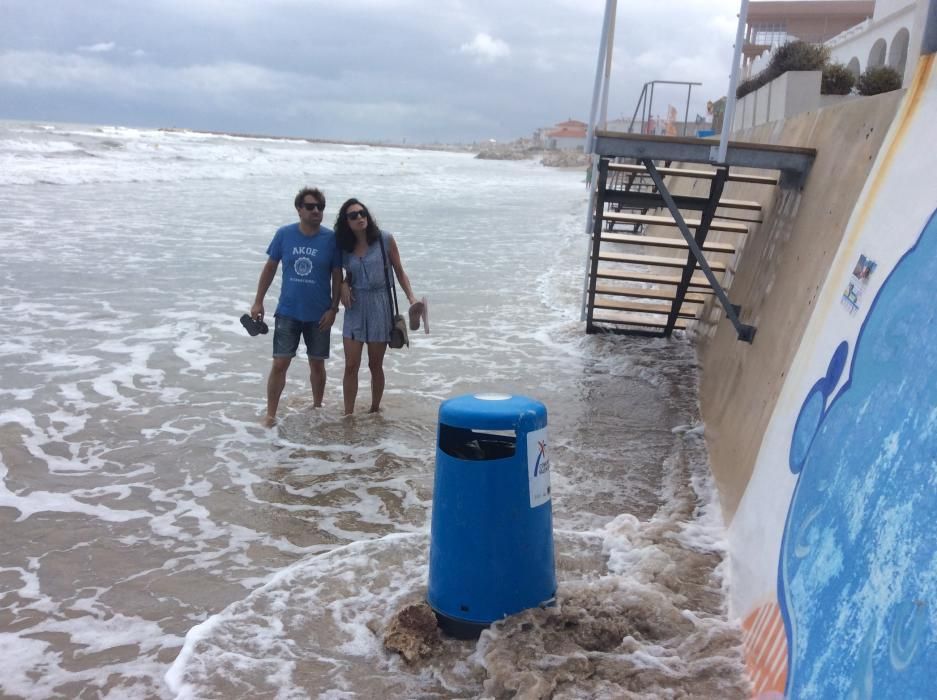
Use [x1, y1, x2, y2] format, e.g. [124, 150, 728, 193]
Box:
[378, 232, 409, 349]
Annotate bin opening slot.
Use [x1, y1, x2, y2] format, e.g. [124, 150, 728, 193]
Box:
[439, 424, 516, 460]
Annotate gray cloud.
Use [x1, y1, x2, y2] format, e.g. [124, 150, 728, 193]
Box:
[0, 0, 741, 142]
[78, 42, 116, 53]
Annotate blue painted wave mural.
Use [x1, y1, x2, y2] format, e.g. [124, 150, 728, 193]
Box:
[780, 209, 937, 698]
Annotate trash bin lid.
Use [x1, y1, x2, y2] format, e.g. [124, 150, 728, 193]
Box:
[438, 393, 546, 432]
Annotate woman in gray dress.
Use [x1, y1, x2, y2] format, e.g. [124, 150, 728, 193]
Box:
[335, 198, 420, 415]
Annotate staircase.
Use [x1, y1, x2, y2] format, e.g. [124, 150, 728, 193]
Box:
[586, 159, 773, 337]
[582, 131, 816, 342]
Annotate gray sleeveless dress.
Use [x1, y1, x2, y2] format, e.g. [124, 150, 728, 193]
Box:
[342, 232, 395, 343]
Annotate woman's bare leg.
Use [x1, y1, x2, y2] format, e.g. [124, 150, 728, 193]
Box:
[366, 342, 388, 412]
[343, 338, 365, 415]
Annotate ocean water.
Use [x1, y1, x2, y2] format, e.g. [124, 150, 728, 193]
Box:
[0, 120, 749, 698]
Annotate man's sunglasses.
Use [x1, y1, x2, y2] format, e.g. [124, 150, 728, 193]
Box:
[347, 210, 368, 220]
[301, 202, 324, 211]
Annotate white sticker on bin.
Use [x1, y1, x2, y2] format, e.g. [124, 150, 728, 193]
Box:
[526, 427, 551, 508]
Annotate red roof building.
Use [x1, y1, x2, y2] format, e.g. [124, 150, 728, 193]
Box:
[543, 119, 587, 150]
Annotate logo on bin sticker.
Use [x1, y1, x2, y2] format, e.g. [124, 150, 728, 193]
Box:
[527, 428, 551, 507]
[534, 441, 548, 475]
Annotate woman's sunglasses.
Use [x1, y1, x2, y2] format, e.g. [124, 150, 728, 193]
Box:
[347, 210, 368, 220]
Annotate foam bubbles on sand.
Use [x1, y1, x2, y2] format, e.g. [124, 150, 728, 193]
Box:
[169, 507, 746, 698]
[168, 347, 748, 698]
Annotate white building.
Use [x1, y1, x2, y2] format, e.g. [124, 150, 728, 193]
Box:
[733, 1, 930, 131]
[826, 0, 920, 85]
[744, 0, 924, 87]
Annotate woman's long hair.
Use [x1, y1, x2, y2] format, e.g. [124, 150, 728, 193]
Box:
[334, 198, 381, 253]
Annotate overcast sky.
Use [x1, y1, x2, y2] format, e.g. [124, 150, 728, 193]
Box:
[0, 0, 742, 143]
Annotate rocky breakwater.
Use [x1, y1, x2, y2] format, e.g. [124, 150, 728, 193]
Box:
[476, 140, 590, 168]
[475, 140, 539, 161]
[540, 149, 591, 168]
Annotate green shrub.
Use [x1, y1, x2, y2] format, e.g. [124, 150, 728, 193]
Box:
[768, 40, 830, 75]
[736, 76, 762, 99]
[856, 66, 902, 95]
[822, 63, 856, 95]
[736, 40, 831, 99]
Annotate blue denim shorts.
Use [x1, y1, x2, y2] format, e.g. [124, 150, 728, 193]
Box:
[273, 315, 331, 360]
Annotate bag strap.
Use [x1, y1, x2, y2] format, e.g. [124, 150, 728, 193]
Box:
[377, 232, 400, 317]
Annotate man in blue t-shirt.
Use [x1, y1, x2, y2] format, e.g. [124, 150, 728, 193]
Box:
[249, 187, 342, 426]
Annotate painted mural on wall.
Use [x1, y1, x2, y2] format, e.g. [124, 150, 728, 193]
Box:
[731, 45, 937, 699]
[778, 209, 937, 698]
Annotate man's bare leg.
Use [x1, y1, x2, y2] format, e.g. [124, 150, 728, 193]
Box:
[308, 358, 326, 408]
[265, 356, 292, 426]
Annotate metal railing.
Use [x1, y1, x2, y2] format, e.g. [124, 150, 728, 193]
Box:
[626, 80, 702, 136]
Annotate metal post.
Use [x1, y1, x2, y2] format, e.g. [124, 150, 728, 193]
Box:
[599, 2, 618, 130]
[629, 84, 648, 133]
[585, 0, 617, 155]
[641, 84, 649, 132]
[582, 0, 617, 321]
[715, 0, 750, 164]
[585, 160, 610, 333]
[648, 82, 656, 134]
[683, 84, 692, 136]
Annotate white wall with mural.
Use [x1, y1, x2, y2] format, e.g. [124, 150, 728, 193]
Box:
[727, 45, 937, 699]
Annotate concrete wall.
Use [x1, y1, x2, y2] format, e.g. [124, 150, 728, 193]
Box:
[736, 92, 753, 131]
[697, 88, 904, 522]
[818, 93, 860, 108]
[755, 81, 771, 125]
[697, 49, 936, 697]
[769, 71, 823, 122]
[733, 71, 823, 131]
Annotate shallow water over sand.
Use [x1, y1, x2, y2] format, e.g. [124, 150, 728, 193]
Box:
[0, 121, 748, 698]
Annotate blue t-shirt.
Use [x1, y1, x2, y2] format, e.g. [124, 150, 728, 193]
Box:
[266, 223, 341, 322]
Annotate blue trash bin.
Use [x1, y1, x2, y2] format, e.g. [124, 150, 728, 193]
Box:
[428, 392, 556, 638]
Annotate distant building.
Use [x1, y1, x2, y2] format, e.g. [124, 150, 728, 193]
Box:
[543, 119, 587, 150]
[742, 1, 876, 76]
[733, 0, 926, 131]
[742, 0, 921, 87]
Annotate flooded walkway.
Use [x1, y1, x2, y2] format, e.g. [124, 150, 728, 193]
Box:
[169, 338, 751, 699]
[0, 125, 748, 698]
